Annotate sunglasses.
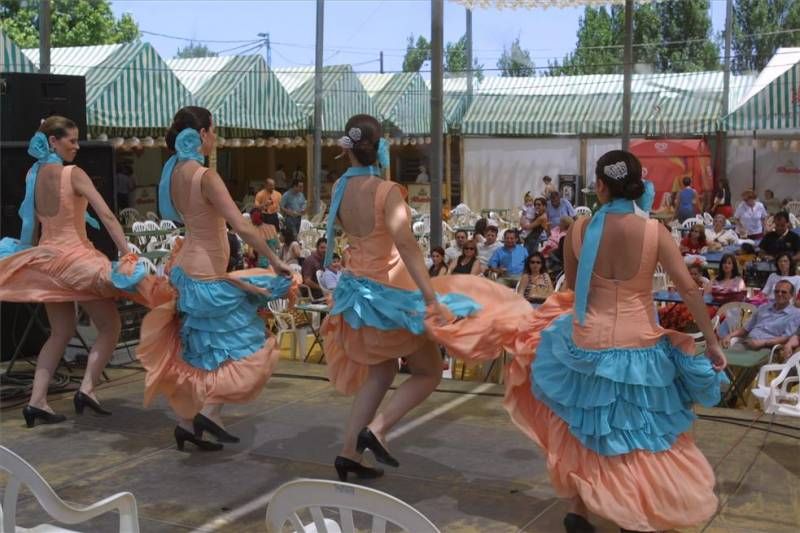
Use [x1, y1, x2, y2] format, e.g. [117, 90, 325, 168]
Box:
[775, 290, 792, 295]
[529, 260, 542, 264]
[463, 247, 476, 251]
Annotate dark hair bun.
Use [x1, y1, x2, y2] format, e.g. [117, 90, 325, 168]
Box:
[622, 179, 645, 200]
[343, 114, 382, 167]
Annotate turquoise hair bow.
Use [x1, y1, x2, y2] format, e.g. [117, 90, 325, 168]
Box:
[18, 132, 100, 246]
[574, 179, 655, 325]
[158, 128, 205, 222]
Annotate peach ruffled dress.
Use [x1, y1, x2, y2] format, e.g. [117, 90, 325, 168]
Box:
[504, 217, 726, 531]
[135, 166, 296, 419]
[0, 165, 138, 302]
[322, 180, 534, 395]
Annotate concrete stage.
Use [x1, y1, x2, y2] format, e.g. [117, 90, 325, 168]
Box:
[1, 360, 798, 532]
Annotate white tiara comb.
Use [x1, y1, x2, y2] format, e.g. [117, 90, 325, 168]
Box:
[603, 161, 628, 181]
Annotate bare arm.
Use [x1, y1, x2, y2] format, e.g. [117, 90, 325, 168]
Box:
[516, 274, 529, 296]
[202, 170, 290, 274]
[563, 222, 579, 290]
[658, 223, 726, 369]
[384, 186, 436, 303]
[71, 167, 128, 256]
[470, 258, 482, 275]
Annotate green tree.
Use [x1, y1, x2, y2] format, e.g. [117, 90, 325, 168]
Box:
[497, 37, 534, 77]
[656, 0, 718, 72]
[402, 34, 429, 72]
[548, 6, 622, 75]
[175, 42, 217, 59]
[444, 34, 483, 80]
[733, 0, 800, 73]
[0, 0, 139, 48]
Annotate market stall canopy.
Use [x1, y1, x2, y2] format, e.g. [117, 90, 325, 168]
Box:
[0, 30, 35, 73]
[462, 71, 753, 136]
[168, 55, 306, 137]
[275, 64, 380, 136]
[24, 42, 192, 137]
[723, 48, 800, 132]
[358, 72, 431, 136]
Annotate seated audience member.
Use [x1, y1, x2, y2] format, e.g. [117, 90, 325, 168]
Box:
[520, 194, 549, 256]
[517, 251, 553, 305]
[477, 225, 503, 267]
[445, 229, 468, 264]
[448, 239, 482, 275]
[710, 253, 745, 295]
[734, 189, 768, 239]
[473, 218, 488, 245]
[546, 190, 575, 228]
[705, 214, 738, 251]
[721, 280, 800, 350]
[759, 211, 800, 259]
[320, 253, 343, 291]
[680, 223, 708, 255]
[301, 237, 327, 299]
[688, 262, 712, 295]
[280, 226, 303, 268]
[762, 252, 800, 299]
[780, 328, 800, 361]
[763, 189, 782, 215]
[226, 227, 242, 272]
[488, 228, 528, 277]
[429, 246, 448, 277]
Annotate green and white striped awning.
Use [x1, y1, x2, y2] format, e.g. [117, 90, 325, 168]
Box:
[463, 71, 753, 136]
[168, 55, 306, 136]
[422, 77, 470, 131]
[0, 30, 35, 73]
[358, 72, 431, 136]
[24, 42, 192, 137]
[275, 65, 380, 136]
[724, 48, 800, 131]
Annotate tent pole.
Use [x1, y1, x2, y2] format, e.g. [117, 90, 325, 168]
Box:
[430, 0, 444, 249]
[312, 0, 324, 215]
[621, 0, 633, 151]
[38, 0, 51, 74]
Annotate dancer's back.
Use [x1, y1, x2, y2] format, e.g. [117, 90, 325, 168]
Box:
[569, 214, 669, 350]
[170, 161, 229, 277]
[35, 164, 92, 249]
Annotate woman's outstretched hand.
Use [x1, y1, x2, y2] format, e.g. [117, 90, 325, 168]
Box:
[706, 343, 727, 372]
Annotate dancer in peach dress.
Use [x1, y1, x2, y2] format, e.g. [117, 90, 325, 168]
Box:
[322, 115, 534, 481]
[0, 116, 143, 427]
[504, 150, 728, 533]
[135, 107, 295, 452]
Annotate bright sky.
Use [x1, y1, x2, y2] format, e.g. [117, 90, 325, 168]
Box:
[112, 0, 727, 76]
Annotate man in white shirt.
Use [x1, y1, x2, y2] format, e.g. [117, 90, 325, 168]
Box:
[477, 225, 503, 267]
[416, 165, 430, 184]
[445, 230, 468, 264]
[705, 213, 739, 250]
[733, 190, 768, 238]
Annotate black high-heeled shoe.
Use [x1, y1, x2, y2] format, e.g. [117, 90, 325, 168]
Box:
[334, 456, 384, 482]
[356, 427, 399, 468]
[73, 391, 111, 416]
[563, 513, 595, 533]
[22, 406, 66, 428]
[193, 413, 239, 443]
[174, 426, 224, 451]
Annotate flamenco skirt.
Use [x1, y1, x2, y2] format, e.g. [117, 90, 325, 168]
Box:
[504, 291, 728, 531]
[134, 265, 295, 419]
[321, 272, 535, 395]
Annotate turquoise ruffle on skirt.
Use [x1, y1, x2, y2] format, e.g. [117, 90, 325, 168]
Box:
[0, 237, 31, 258]
[331, 272, 481, 334]
[171, 266, 291, 371]
[532, 313, 728, 456]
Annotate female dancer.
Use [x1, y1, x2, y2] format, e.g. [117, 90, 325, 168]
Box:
[136, 106, 295, 451]
[504, 150, 728, 533]
[322, 114, 533, 481]
[0, 116, 138, 426]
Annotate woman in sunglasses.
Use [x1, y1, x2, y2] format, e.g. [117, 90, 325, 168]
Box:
[447, 239, 482, 275]
[517, 251, 553, 306]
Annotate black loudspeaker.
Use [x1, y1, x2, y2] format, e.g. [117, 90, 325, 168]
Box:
[1, 72, 87, 142]
[0, 141, 116, 258]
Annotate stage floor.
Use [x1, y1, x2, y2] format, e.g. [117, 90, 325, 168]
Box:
[1, 360, 798, 532]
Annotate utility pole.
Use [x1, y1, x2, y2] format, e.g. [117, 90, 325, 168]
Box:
[379, 51, 384, 74]
[258, 32, 271, 69]
[466, 8, 473, 105]
[313, 0, 324, 215]
[430, 0, 443, 249]
[719, 0, 734, 181]
[621, 0, 633, 150]
[38, 0, 51, 74]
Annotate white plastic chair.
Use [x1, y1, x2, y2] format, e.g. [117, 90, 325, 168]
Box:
[119, 208, 141, 227]
[159, 220, 177, 231]
[680, 217, 703, 231]
[265, 479, 440, 533]
[300, 219, 314, 233]
[316, 270, 332, 296]
[702, 212, 714, 226]
[554, 273, 566, 292]
[575, 206, 592, 218]
[0, 446, 140, 533]
[141, 220, 159, 232]
[268, 299, 307, 360]
[751, 351, 800, 417]
[789, 212, 800, 228]
[785, 200, 800, 218]
[126, 243, 142, 255]
[653, 262, 669, 292]
[145, 211, 159, 222]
